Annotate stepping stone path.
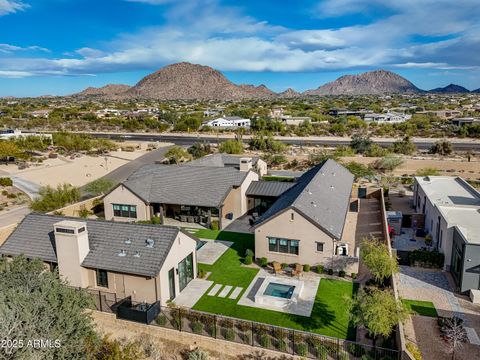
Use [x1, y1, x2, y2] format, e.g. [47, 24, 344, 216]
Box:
[218, 285, 233, 298]
[229, 287, 243, 300]
[208, 284, 222, 296]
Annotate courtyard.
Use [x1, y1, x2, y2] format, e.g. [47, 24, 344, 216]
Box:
[176, 229, 358, 340]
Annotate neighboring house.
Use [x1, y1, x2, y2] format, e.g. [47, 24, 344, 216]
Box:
[415, 110, 463, 120]
[0, 129, 53, 141]
[0, 214, 198, 305]
[451, 117, 480, 127]
[103, 163, 258, 229]
[204, 116, 250, 128]
[413, 176, 480, 293]
[328, 109, 373, 117]
[364, 112, 411, 123]
[253, 159, 358, 271]
[30, 109, 50, 118]
[186, 153, 268, 177]
[280, 116, 311, 126]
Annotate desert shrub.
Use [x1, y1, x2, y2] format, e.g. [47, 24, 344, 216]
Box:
[198, 268, 206, 278]
[260, 257, 268, 267]
[244, 255, 253, 265]
[30, 183, 80, 213]
[6, 192, 16, 199]
[339, 270, 346, 277]
[245, 249, 254, 257]
[344, 161, 376, 180]
[260, 334, 271, 348]
[339, 351, 350, 360]
[223, 328, 235, 341]
[155, 314, 167, 326]
[0, 177, 13, 187]
[188, 348, 209, 360]
[316, 265, 324, 273]
[406, 342, 423, 360]
[430, 140, 452, 156]
[78, 206, 92, 219]
[371, 155, 404, 171]
[210, 220, 219, 231]
[316, 345, 329, 360]
[1, 190, 7, 196]
[84, 178, 115, 195]
[219, 140, 244, 154]
[416, 167, 439, 177]
[296, 343, 308, 356]
[277, 339, 287, 352]
[192, 321, 203, 334]
[303, 264, 311, 272]
[327, 268, 334, 275]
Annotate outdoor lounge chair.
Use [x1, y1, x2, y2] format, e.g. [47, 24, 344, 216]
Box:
[272, 261, 282, 276]
[292, 263, 303, 278]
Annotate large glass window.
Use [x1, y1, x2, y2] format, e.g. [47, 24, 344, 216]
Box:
[113, 204, 137, 218]
[96, 269, 108, 288]
[267, 237, 300, 255]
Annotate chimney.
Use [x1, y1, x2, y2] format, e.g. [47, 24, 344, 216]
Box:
[239, 157, 253, 172]
[54, 220, 90, 288]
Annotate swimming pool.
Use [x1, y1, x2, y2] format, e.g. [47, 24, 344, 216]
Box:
[263, 282, 295, 299]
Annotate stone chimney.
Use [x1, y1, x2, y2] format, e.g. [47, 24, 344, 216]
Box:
[54, 220, 90, 288]
[239, 157, 253, 172]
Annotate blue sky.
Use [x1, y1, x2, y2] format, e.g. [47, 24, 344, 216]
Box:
[0, 0, 479, 96]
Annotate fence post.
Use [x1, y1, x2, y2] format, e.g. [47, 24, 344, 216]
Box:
[336, 337, 340, 360]
[178, 308, 182, 331]
[251, 321, 254, 347]
[292, 330, 295, 355]
[214, 315, 217, 339]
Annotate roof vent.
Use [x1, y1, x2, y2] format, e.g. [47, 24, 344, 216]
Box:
[133, 251, 140, 258]
[330, 185, 335, 190]
[146, 238, 155, 248]
[424, 176, 430, 182]
[118, 249, 127, 257]
[125, 238, 132, 245]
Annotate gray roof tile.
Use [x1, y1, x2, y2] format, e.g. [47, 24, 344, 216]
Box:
[186, 153, 260, 168]
[0, 213, 193, 277]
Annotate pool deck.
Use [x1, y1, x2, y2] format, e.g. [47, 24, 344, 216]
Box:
[237, 268, 320, 317]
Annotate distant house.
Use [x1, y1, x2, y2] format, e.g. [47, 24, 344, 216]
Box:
[204, 116, 250, 128]
[0, 214, 198, 305]
[30, 109, 50, 118]
[280, 115, 311, 126]
[186, 153, 268, 177]
[364, 111, 411, 124]
[0, 129, 52, 141]
[253, 160, 358, 271]
[103, 162, 258, 229]
[450, 117, 480, 127]
[413, 176, 480, 294]
[95, 109, 125, 118]
[416, 110, 462, 120]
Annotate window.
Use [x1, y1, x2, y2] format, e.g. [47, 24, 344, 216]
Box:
[96, 269, 108, 288]
[267, 237, 299, 255]
[316, 242, 324, 252]
[56, 227, 75, 234]
[291, 213, 294, 221]
[113, 204, 137, 218]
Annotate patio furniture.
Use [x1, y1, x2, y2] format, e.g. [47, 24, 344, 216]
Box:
[272, 261, 282, 276]
[180, 215, 187, 222]
[292, 263, 303, 278]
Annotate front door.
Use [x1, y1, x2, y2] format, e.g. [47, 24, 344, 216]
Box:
[168, 268, 176, 300]
[178, 253, 194, 291]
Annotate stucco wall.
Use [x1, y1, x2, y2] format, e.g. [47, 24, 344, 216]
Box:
[158, 232, 197, 305]
[103, 185, 150, 222]
[221, 171, 258, 228]
[254, 208, 336, 266]
[50, 196, 102, 217]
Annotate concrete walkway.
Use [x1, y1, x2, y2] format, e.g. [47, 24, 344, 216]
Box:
[196, 239, 233, 265]
[173, 278, 213, 308]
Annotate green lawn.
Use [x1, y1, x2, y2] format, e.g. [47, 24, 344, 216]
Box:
[192, 229, 357, 340]
[403, 299, 438, 317]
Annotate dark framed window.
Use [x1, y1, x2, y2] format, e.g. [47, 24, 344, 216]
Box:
[96, 269, 108, 288]
[113, 204, 137, 218]
[316, 242, 324, 252]
[267, 237, 299, 255]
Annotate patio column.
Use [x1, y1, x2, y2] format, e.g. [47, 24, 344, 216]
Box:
[218, 206, 223, 230]
[159, 205, 165, 225]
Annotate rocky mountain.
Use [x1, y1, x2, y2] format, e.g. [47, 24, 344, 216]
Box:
[304, 70, 421, 95]
[75, 84, 131, 97]
[429, 84, 471, 93]
[125, 62, 276, 100]
[279, 88, 301, 98]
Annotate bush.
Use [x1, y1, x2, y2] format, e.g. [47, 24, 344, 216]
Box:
[430, 140, 452, 156]
[409, 248, 444, 268]
[406, 342, 423, 360]
[245, 249, 254, 257]
[188, 348, 209, 360]
[198, 268, 206, 278]
[260, 334, 271, 348]
[327, 268, 334, 275]
[281, 262, 289, 270]
[339, 270, 346, 277]
[371, 155, 404, 171]
[219, 140, 244, 154]
[78, 206, 92, 219]
[155, 314, 167, 326]
[277, 339, 287, 352]
[316, 345, 329, 360]
[0, 177, 13, 187]
[260, 257, 268, 267]
[84, 178, 115, 195]
[6, 192, 16, 199]
[30, 183, 81, 213]
[210, 220, 219, 231]
[192, 322, 203, 334]
[316, 265, 324, 274]
[303, 264, 311, 272]
[296, 343, 308, 356]
[223, 328, 235, 341]
[244, 255, 253, 265]
[351, 272, 357, 279]
[348, 343, 366, 357]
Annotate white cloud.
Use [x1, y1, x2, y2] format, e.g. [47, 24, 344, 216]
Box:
[74, 47, 105, 58]
[0, 0, 28, 16]
[0, 70, 33, 77]
[0, 43, 49, 54]
[125, 0, 176, 4]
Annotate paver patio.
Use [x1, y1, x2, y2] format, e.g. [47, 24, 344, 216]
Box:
[196, 239, 233, 265]
[174, 278, 213, 308]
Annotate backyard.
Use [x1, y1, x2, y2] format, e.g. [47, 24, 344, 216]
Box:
[192, 229, 358, 340]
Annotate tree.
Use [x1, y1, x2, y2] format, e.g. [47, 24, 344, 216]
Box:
[348, 287, 409, 346]
[443, 317, 467, 360]
[84, 178, 115, 196]
[344, 161, 376, 180]
[361, 236, 399, 284]
[219, 140, 244, 154]
[187, 142, 212, 159]
[30, 183, 81, 212]
[430, 140, 453, 156]
[0, 256, 95, 359]
[391, 136, 416, 155]
[164, 146, 192, 164]
[350, 134, 373, 154]
[0, 141, 22, 160]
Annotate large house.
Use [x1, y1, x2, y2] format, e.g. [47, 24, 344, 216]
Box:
[252, 159, 358, 271]
[204, 116, 250, 128]
[364, 112, 411, 124]
[413, 176, 480, 293]
[0, 214, 198, 305]
[103, 161, 258, 229]
[186, 153, 268, 177]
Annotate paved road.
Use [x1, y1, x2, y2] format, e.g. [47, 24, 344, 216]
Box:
[0, 205, 30, 228]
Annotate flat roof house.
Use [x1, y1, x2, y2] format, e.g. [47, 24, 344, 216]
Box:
[103, 163, 258, 229]
[253, 159, 358, 271]
[413, 176, 480, 293]
[0, 214, 198, 306]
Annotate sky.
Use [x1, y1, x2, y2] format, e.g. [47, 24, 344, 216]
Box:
[0, 0, 479, 97]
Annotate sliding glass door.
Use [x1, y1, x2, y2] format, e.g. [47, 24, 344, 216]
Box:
[178, 253, 194, 291]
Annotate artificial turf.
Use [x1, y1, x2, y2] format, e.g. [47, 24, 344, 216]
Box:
[192, 229, 358, 340]
[402, 299, 438, 317]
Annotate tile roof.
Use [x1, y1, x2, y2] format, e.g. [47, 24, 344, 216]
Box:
[0, 213, 193, 277]
[186, 153, 261, 168]
[254, 159, 354, 239]
[123, 164, 248, 207]
[246, 181, 294, 197]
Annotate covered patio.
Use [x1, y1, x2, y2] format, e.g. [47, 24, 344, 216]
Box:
[151, 203, 220, 228]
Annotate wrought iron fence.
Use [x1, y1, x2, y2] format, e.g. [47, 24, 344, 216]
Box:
[87, 289, 399, 360]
